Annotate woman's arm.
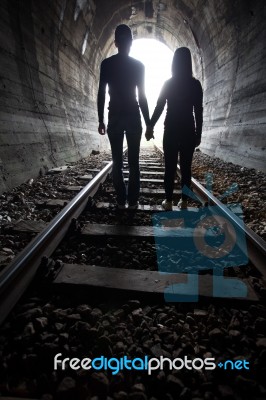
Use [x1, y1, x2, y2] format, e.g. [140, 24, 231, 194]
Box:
[150, 82, 168, 128]
[194, 80, 203, 146]
[145, 82, 168, 141]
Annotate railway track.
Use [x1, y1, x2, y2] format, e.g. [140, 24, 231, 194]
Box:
[0, 145, 266, 400]
[0, 145, 265, 326]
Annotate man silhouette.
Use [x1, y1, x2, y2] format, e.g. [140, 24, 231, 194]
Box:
[97, 24, 150, 209]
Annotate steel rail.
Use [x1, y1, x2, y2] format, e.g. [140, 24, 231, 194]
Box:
[0, 157, 118, 324]
[154, 144, 266, 277]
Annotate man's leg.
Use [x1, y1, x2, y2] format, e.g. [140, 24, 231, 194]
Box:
[163, 134, 179, 201]
[179, 143, 195, 200]
[108, 131, 127, 205]
[126, 130, 142, 206]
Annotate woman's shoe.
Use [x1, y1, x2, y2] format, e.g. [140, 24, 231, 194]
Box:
[177, 199, 188, 209]
[162, 199, 173, 211]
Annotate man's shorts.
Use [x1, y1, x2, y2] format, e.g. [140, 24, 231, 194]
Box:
[107, 111, 142, 135]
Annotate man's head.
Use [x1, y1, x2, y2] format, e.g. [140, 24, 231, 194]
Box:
[115, 24, 132, 54]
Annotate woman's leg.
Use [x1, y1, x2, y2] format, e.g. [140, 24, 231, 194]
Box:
[163, 133, 179, 201]
[179, 143, 195, 200]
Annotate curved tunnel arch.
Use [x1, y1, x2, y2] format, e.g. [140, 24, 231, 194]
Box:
[0, 0, 265, 193]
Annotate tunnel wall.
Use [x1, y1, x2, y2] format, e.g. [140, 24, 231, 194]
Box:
[197, 0, 266, 171]
[0, 0, 265, 194]
[0, 0, 109, 193]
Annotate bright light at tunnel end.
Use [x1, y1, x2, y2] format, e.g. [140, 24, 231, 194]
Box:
[130, 39, 173, 143]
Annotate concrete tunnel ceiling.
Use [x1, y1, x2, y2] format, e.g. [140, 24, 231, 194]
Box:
[0, 0, 265, 193]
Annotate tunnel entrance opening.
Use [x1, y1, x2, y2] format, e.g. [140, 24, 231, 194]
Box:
[130, 38, 173, 147]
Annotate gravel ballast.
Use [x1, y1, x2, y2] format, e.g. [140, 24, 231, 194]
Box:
[0, 148, 265, 399]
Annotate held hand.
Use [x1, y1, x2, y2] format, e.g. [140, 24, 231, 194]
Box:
[98, 122, 106, 135]
[145, 126, 154, 141]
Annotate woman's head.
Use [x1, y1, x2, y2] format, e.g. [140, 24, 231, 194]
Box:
[172, 47, 192, 78]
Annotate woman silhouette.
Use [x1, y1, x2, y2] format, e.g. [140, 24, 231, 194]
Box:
[146, 47, 203, 210]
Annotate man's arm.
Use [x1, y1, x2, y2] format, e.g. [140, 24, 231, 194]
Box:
[97, 61, 107, 134]
[137, 64, 150, 126]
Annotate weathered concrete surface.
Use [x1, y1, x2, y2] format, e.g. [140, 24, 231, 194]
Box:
[0, 0, 265, 193]
[0, 0, 109, 192]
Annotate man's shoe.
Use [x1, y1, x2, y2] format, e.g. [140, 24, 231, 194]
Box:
[117, 203, 126, 210]
[177, 199, 188, 209]
[128, 201, 139, 210]
[162, 199, 173, 211]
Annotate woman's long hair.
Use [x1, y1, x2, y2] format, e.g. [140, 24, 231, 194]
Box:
[172, 47, 193, 79]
